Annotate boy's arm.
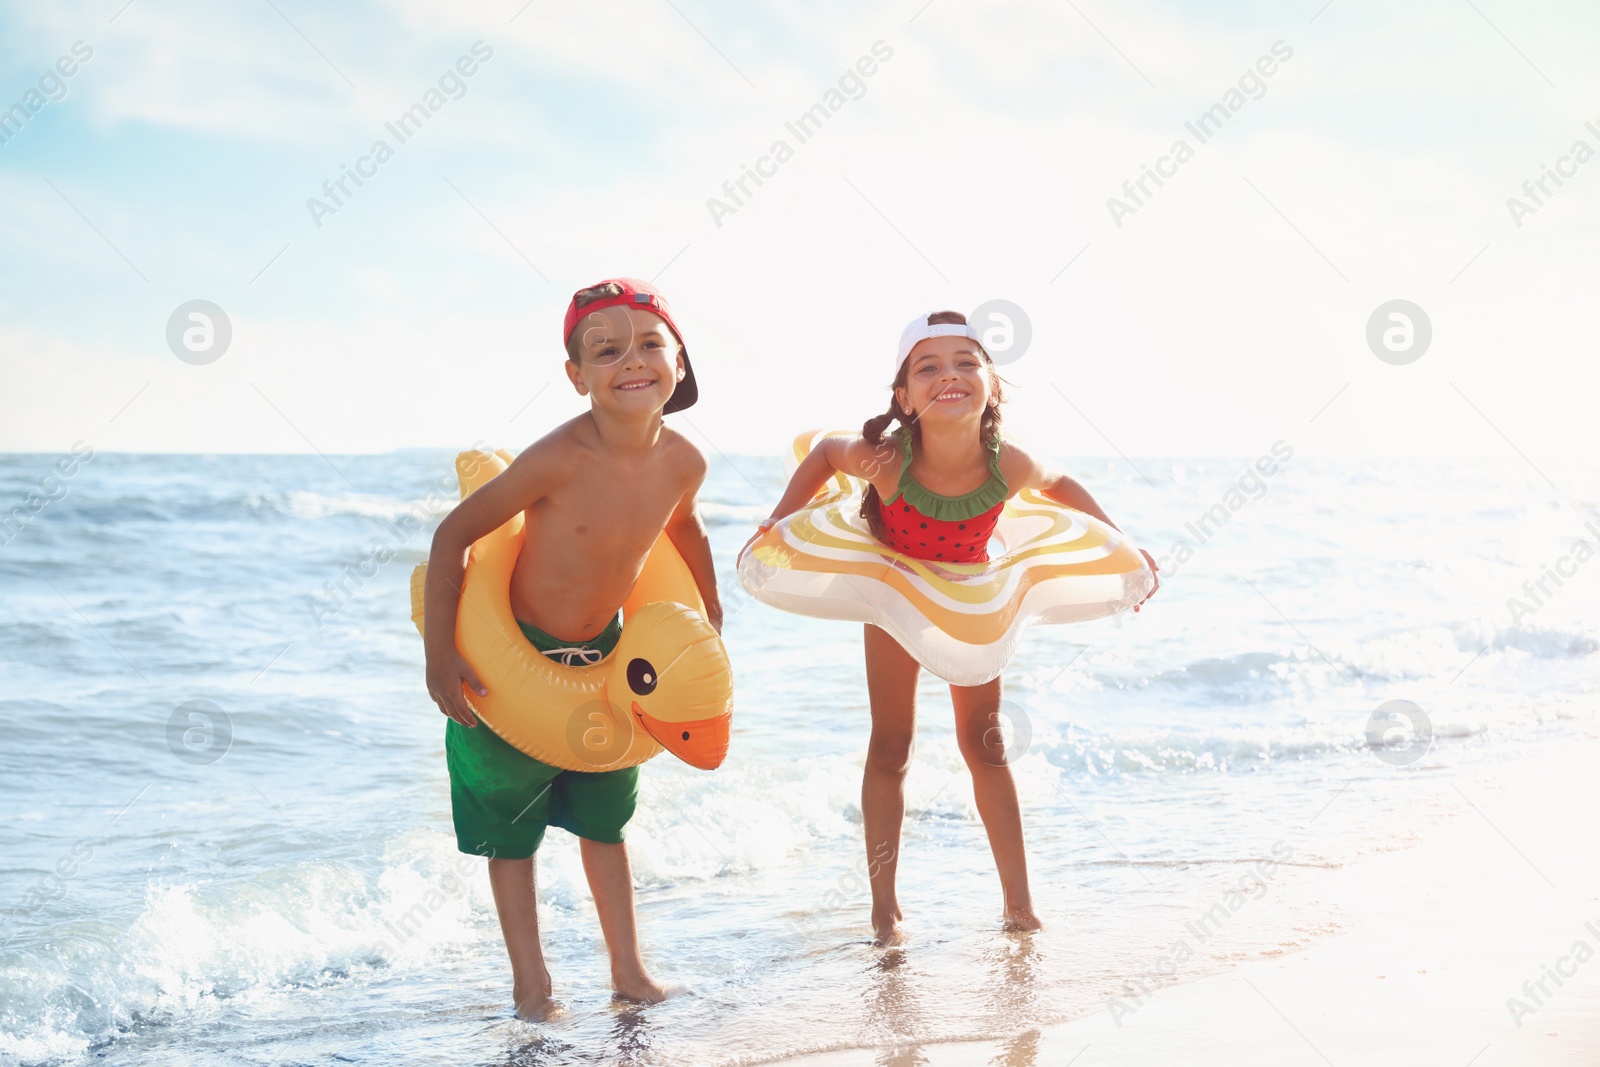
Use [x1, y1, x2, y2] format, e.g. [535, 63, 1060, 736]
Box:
[1003, 441, 1160, 609]
[662, 446, 723, 633]
[424, 443, 560, 725]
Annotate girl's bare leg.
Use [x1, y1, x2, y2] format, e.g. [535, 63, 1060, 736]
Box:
[486, 857, 565, 1018]
[951, 680, 1041, 931]
[862, 624, 920, 945]
[579, 838, 668, 1003]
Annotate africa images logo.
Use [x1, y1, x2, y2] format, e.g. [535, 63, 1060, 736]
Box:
[1106, 40, 1294, 228]
[306, 42, 494, 229]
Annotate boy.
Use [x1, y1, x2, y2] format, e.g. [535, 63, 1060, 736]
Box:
[422, 277, 722, 1018]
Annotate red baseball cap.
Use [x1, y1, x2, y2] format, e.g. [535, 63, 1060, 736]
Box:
[562, 277, 698, 413]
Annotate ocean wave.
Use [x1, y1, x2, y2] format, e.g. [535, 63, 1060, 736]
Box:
[1027, 723, 1379, 776]
[0, 831, 485, 1067]
[1076, 618, 1599, 706]
[1033, 698, 1589, 778]
[699, 500, 770, 527]
[273, 491, 449, 524]
[39, 490, 766, 530]
[624, 756, 862, 888]
[13, 490, 449, 530]
[1478, 620, 1599, 657]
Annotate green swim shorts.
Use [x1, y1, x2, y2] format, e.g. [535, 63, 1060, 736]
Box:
[445, 613, 639, 859]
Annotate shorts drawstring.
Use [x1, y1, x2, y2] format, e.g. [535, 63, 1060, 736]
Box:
[542, 646, 603, 667]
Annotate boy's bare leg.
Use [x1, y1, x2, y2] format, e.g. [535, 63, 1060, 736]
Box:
[952, 680, 1042, 932]
[579, 838, 668, 1002]
[486, 857, 563, 1019]
[863, 624, 919, 946]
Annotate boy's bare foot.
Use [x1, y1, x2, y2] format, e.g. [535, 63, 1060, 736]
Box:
[1002, 906, 1043, 933]
[612, 969, 670, 1004]
[871, 905, 905, 946]
[512, 982, 567, 1022]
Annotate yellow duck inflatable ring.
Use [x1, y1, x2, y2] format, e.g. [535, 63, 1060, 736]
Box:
[411, 450, 733, 772]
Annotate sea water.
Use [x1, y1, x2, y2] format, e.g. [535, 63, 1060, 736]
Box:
[0, 451, 1594, 1066]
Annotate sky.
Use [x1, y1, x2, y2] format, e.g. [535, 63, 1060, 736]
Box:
[1, 0, 1597, 461]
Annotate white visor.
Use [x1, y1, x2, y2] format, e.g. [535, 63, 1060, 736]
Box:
[896, 314, 984, 376]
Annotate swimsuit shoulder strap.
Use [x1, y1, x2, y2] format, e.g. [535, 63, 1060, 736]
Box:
[880, 425, 914, 504]
[895, 424, 915, 484]
[986, 432, 1008, 495]
[889, 427, 1010, 521]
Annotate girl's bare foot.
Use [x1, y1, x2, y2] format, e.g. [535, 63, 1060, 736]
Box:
[1002, 906, 1043, 932]
[612, 968, 670, 1004]
[871, 905, 905, 946]
[512, 981, 567, 1021]
[872, 921, 906, 947]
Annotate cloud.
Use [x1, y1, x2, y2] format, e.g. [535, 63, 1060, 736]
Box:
[1, 0, 1597, 456]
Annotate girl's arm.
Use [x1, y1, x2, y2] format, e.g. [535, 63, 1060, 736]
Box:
[663, 448, 723, 633]
[1002, 441, 1160, 609]
[763, 435, 899, 525]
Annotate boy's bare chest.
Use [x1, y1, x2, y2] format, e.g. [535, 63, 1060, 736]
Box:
[529, 464, 684, 563]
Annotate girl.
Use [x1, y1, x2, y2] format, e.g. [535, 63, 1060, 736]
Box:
[757, 311, 1158, 944]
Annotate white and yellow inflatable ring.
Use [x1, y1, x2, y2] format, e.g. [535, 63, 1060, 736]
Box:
[736, 431, 1154, 686]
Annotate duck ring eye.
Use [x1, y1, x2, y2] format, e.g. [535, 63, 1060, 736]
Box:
[627, 658, 658, 696]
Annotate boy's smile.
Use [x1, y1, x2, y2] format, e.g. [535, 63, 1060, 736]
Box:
[566, 305, 685, 413]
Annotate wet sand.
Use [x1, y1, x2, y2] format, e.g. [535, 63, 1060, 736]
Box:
[777, 732, 1600, 1066]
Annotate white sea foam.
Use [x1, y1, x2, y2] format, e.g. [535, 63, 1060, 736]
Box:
[277, 490, 446, 523]
[698, 500, 771, 527]
[0, 832, 493, 1065]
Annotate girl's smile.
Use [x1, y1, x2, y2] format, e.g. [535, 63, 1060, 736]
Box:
[897, 336, 993, 419]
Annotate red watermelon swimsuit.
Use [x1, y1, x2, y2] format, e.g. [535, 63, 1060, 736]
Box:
[876, 427, 1010, 564]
